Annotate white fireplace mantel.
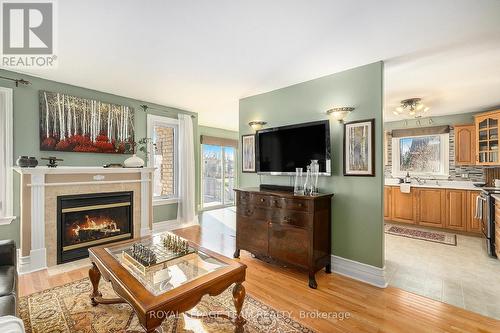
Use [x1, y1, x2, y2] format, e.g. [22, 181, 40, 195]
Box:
[14, 166, 155, 274]
[13, 166, 156, 175]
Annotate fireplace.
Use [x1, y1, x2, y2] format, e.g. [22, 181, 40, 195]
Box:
[57, 191, 133, 264]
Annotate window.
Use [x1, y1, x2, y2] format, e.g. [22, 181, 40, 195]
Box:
[392, 133, 449, 178]
[147, 115, 179, 201]
[0, 87, 14, 225]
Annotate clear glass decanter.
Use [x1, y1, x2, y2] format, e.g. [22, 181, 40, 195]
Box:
[304, 165, 312, 195]
[310, 160, 319, 194]
[293, 168, 304, 195]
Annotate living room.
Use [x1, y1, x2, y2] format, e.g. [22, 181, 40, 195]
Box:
[0, 1, 499, 332]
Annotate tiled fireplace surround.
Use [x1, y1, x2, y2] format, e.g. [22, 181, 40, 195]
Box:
[13, 167, 155, 274]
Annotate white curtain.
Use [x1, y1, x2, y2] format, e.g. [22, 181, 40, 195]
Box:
[0, 88, 14, 223]
[177, 114, 197, 224]
[0, 92, 6, 218]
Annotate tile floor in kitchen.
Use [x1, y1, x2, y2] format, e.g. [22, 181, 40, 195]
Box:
[385, 225, 500, 319]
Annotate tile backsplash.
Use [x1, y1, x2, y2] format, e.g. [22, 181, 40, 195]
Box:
[384, 127, 485, 182]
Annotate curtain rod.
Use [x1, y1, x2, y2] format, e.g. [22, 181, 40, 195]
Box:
[139, 104, 196, 118]
[0, 75, 31, 87]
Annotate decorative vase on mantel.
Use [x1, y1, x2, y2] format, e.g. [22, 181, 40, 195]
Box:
[123, 154, 145, 168]
[16, 156, 29, 168]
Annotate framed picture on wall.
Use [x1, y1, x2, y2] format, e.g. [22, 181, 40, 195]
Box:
[343, 119, 375, 176]
[242, 134, 256, 173]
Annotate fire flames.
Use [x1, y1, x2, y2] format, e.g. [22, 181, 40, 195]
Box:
[71, 215, 121, 239]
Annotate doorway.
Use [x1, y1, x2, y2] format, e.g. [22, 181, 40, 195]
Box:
[201, 144, 236, 210]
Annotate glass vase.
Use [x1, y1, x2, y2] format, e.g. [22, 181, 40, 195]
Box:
[304, 165, 312, 195]
[310, 160, 319, 194]
[293, 168, 304, 195]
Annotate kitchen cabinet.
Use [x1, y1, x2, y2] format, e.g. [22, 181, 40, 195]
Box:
[467, 191, 482, 234]
[390, 187, 416, 224]
[474, 110, 500, 165]
[384, 186, 391, 220]
[445, 190, 467, 231]
[384, 186, 480, 234]
[416, 188, 446, 228]
[454, 124, 475, 165]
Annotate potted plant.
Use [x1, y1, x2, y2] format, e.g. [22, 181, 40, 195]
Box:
[124, 138, 155, 168]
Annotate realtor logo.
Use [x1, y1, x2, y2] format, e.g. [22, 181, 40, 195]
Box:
[1, 1, 56, 67]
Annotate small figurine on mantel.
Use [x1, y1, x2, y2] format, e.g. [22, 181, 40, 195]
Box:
[41, 156, 63, 168]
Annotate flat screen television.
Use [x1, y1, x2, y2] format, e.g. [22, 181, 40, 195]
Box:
[256, 120, 331, 175]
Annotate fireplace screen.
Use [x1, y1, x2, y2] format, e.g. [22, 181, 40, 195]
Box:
[57, 191, 133, 264]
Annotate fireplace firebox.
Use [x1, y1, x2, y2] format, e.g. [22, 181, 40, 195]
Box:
[57, 191, 133, 264]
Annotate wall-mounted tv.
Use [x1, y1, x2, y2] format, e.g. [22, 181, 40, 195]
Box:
[256, 120, 331, 175]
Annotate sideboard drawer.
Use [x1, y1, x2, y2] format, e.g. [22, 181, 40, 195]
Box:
[252, 194, 271, 208]
[273, 210, 310, 229]
[284, 198, 310, 212]
[237, 191, 251, 205]
[237, 206, 269, 221]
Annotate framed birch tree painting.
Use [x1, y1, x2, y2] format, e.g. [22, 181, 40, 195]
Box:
[343, 119, 375, 176]
[242, 134, 256, 173]
[39, 91, 135, 154]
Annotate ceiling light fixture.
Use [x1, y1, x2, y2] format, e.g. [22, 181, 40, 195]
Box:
[393, 98, 430, 119]
[326, 107, 355, 122]
[248, 120, 267, 131]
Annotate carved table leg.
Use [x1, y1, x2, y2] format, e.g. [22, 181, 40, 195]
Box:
[233, 248, 240, 258]
[325, 263, 332, 274]
[232, 282, 246, 333]
[308, 272, 318, 289]
[89, 262, 126, 306]
[89, 262, 102, 306]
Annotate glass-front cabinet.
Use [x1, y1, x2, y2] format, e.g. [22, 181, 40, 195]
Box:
[475, 112, 500, 165]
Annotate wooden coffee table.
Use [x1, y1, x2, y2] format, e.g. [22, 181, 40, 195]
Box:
[88, 234, 247, 332]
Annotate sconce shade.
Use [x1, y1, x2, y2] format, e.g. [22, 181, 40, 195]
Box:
[326, 107, 355, 122]
[248, 120, 267, 131]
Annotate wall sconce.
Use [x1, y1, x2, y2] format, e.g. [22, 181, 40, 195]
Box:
[248, 120, 267, 131]
[326, 107, 355, 122]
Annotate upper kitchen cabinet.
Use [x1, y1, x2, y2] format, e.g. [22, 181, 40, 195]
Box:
[454, 124, 475, 165]
[475, 110, 500, 165]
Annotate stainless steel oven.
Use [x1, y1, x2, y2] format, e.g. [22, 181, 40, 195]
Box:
[476, 190, 496, 257]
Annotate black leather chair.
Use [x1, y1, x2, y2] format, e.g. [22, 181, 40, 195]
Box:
[0, 240, 17, 317]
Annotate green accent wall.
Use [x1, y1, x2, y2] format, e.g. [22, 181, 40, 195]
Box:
[238, 62, 385, 268]
[0, 68, 199, 244]
[199, 125, 239, 140]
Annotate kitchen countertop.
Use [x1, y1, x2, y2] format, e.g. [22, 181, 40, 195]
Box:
[384, 178, 482, 190]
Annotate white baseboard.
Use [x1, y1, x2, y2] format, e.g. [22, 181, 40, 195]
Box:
[153, 216, 199, 234]
[331, 255, 387, 288]
[152, 219, 181, 233]
[17, 248, 47, 275]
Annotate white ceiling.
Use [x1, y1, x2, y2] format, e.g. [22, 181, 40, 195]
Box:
[11, 0, 500, 130]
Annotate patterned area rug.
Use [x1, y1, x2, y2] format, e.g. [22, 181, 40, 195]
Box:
[385, 223, 457, 246]
[19, 278, 314, 333]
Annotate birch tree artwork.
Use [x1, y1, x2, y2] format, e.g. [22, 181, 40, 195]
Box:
[39, 91, 135, 154]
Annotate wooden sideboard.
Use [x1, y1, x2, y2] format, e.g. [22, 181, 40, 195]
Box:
[233, 188, 333, 289]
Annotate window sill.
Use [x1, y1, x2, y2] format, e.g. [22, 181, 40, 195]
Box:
[153, 198, 179, 206]
[0, 216, 16, 226]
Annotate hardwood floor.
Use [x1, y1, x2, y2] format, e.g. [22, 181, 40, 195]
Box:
[19, 209, 500, 332]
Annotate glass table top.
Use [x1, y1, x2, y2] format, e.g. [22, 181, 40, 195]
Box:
[105, 234, 228, 296]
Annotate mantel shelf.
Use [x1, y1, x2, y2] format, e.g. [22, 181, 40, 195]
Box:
[13, 166, 155, 175]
